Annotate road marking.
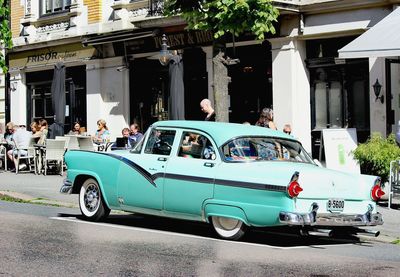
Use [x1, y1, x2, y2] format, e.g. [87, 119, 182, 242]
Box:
[49, 216, 351, 250]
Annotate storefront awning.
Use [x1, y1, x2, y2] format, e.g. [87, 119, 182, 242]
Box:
[82, 30, 155, 46]
[338, 8, 400, 58]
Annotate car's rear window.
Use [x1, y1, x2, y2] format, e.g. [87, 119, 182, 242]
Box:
[222, 137, 313, 164]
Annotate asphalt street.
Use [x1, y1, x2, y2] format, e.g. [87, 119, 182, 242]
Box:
[1, 201, 400, 277]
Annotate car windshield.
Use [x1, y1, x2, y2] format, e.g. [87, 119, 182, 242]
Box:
[222, 136, 314, 164]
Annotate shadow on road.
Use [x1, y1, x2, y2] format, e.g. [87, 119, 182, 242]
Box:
[57, 212, 370, 248]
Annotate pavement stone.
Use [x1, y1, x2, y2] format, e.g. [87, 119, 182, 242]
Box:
[0, 171, 399, 243]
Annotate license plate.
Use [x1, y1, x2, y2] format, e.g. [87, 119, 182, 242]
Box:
[327, 198, 345, 212]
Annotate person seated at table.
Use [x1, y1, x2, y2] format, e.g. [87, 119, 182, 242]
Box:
[68, 121, 82, 135]
[30, 121, 40, 135]
[32, 119, 48, 145]
[129, 123, 143, 147]
[111, 128, 131, 150]
[7, 125, 32, 171]
[3, 122, 15, 170]
[93, 119, 110, 145]
[4, 122, 15, 150]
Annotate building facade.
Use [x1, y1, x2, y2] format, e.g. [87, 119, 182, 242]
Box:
[3, 0, 400, 158]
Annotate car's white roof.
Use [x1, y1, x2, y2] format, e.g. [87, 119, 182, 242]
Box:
[152, 120, 295, 147]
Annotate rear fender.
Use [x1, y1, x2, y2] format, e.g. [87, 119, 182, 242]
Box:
[204, 204, 249, 225]
[69, 170, 111, 209]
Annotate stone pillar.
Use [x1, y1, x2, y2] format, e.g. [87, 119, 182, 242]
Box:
[269, 37, 312, 153]
[85, 57, 130, 140]
[9, 71, 27, 125]
[369, 57, 387, 136]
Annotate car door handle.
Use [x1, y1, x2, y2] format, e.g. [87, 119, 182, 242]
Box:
[203, 162, 215, 168]
[158, 157, 167, 162]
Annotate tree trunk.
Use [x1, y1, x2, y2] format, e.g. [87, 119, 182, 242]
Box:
[212, 37, 230, 122]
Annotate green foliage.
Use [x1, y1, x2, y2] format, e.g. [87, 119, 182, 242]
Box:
[0, 0, 12, 73]
[353, 133, 400, 182]
[164, 0, 279, 40]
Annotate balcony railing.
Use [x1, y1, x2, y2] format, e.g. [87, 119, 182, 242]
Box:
[148, 0, 164, 16]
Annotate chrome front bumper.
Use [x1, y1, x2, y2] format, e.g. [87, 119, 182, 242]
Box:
[279, 203, 384, 227]
[60, 179, 73, 194]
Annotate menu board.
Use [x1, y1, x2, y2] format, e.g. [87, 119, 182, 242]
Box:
[322, 128, 360, 173]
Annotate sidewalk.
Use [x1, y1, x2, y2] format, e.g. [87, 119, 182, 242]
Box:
[0, 171, 399, 243]
[0, 172, 77, 207]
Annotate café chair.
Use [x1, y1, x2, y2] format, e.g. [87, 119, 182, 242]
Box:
[0, 145, 7, 171]
[43, 139, 67, 176]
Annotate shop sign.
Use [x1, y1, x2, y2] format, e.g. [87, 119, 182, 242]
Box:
[125, 30, 214, 54]
[9, 43, 96, 69]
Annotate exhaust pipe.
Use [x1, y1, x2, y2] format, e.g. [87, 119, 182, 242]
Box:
[307, 228, 333, 237]
[357, 229, 380, 237]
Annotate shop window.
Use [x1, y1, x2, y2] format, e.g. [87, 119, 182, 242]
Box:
[40, 0, 71, 16]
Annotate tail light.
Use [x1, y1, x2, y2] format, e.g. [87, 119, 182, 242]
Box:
[371, 178, 385, 201]
[287, 172, 303, 198]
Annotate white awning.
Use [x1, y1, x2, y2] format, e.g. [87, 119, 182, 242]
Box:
[338, 8, 400, 58]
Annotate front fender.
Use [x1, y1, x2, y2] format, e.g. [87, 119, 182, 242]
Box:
[203, 203, 249, 226]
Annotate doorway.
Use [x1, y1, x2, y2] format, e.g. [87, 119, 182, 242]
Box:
[26, 66, 87, 133]
[227, 42, 272, 124]
[309, 62, 370, 158]
[386, 59, 400, 135]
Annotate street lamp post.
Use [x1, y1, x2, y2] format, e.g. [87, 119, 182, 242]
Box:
[159, 34, 172, 66]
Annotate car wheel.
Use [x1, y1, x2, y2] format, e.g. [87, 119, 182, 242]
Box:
[79, 178, 110, 221]
[211, 216, 247, 240]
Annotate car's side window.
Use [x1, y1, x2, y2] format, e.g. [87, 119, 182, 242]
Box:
[144, 129, 176, 156]
[178, 131, 216, 160]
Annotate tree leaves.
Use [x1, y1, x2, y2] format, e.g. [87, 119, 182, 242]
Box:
[0, 0, 12, 73]
[164, 0, 279, 40]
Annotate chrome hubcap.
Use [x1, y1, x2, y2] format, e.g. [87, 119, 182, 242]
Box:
[218, 217, 239, 230]
[84, 184, 99, 212]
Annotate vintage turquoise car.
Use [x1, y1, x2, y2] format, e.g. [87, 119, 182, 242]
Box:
[61, 121, 384, 240]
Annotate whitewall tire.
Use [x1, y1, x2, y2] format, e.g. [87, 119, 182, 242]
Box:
[79, 178, 110, 221]
[211, 216, 247, 240]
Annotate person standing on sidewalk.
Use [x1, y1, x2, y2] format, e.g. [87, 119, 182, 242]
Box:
[255, 108, 277, 130]
[200, 99, 216, 121]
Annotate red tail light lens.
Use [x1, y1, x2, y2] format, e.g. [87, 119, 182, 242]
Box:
[287, 181, 303, 198]
[371, 185, 385, 201]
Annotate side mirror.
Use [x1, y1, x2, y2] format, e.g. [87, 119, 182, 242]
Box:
[313, 159, 323, 167]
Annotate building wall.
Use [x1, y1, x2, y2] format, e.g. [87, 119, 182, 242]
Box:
[84, 0, 102, 24]
[10, 0, 24, 38]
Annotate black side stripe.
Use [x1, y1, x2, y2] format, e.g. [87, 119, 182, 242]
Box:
[215, 179, 286, 192]
[162, 173, 214, 184]
[106, 153, 157, 187]
[80, 151, 285, 192]
[156, 173, 286, 192]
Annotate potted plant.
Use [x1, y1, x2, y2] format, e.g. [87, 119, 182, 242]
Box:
[353, 133, 400, 183]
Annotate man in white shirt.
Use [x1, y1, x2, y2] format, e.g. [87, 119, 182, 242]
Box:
[7, 125, 32, 171]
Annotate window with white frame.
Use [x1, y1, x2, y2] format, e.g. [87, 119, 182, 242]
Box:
[40, 0, 71, 16]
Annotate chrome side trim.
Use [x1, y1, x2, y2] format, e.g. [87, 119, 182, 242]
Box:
[60, 179, 73, 194]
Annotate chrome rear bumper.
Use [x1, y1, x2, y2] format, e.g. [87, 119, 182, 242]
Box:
[60, 179, 73, 194]
[279, 203, 383, 227]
